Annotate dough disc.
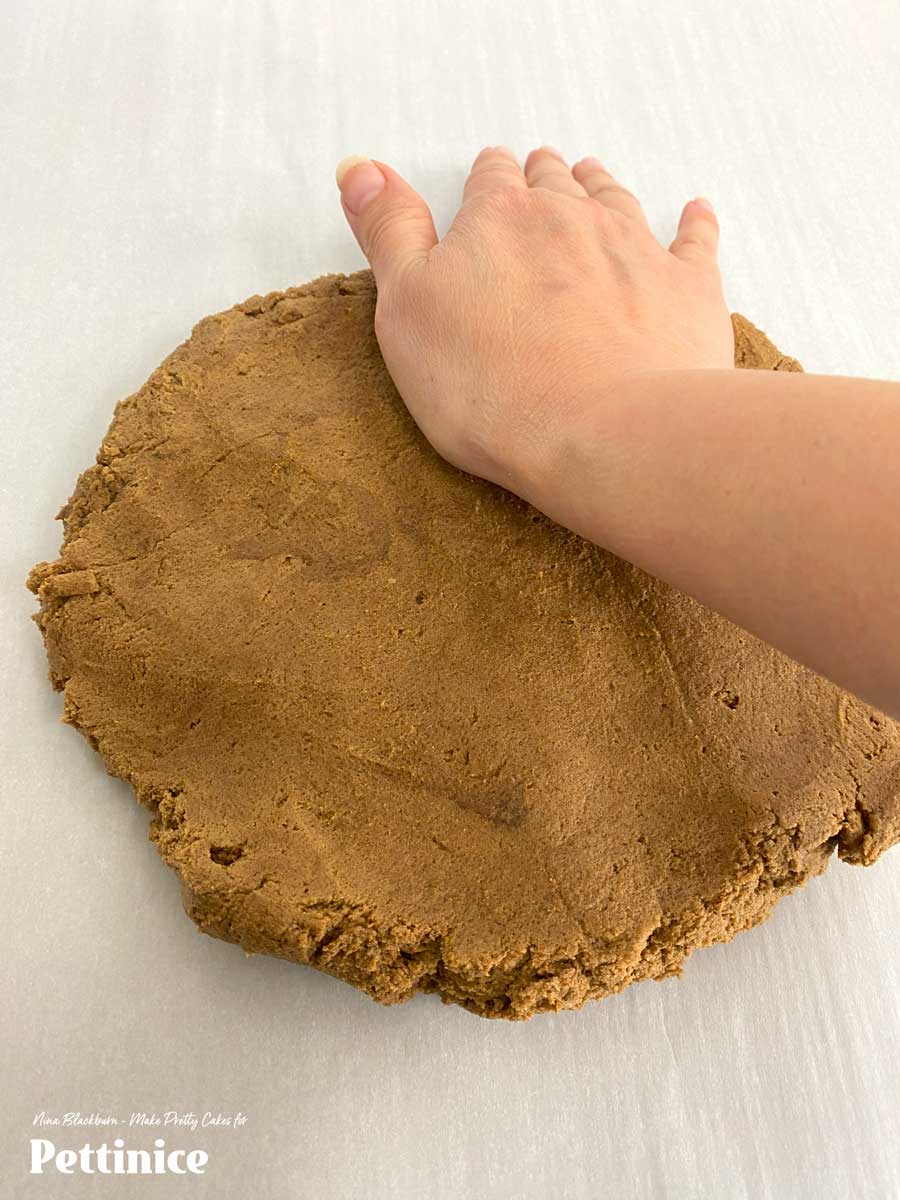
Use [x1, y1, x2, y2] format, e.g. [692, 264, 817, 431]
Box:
[29, 270, 900, 1019]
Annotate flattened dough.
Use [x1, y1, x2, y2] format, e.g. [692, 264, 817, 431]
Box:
[29, 270, 900, 1019]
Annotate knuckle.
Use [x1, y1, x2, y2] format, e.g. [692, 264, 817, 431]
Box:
[468, 165, 521, 193]
[577, 164, 612, 184]
[592, 183, 639, 209]
[584, 197, 617, 229]
[461, 185, 587, 247]
[527, 163, 565, 187]
[678, 231, 716, 256]
[588, 202, 645, 244]
[465, 183, 531, 222]
[364, 202, 422, 258]
[471, 145, 503, 168]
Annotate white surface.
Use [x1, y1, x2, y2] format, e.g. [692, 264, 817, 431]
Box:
[3, 3, 900, 1197]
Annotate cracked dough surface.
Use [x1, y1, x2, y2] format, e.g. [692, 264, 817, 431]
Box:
[29, 270, 900, 1019]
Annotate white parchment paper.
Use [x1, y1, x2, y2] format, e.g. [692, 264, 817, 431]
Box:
[3, 3, 899, 1197]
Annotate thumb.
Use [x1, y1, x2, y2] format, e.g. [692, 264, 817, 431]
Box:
[669, 196, 720, 266]
[335, 156, 437, 285]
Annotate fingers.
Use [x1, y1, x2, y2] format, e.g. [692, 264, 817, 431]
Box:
[669, 197, 720, 265]
[335, 156, 438, 286]
[523, 146, 588, 197]
[463, 146, 527, 203]
[571, 156, 648, 225]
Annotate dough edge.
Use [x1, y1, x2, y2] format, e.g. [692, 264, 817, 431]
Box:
[27, 274, 900, 1020]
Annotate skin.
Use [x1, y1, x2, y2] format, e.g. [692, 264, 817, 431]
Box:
[334, 146, 900, 720]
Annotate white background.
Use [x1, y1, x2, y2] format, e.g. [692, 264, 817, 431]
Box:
[3, 2, 900, 1197]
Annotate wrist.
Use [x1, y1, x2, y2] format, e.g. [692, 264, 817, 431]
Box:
[504, 369, 652, 544]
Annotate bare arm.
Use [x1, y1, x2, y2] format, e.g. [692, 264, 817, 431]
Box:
[334, 146, 900, 718]
[535, 366, 900, 718]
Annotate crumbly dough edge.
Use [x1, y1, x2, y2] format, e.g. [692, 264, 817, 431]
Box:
[26, 278, 900, 1020]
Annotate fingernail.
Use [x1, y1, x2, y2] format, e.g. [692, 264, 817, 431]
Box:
[492, 145, 517, 159]
[578, 155, 606, 171]
[538, 144, 564, 158]
[335, 155, 386, 215]
[692, 196, 715, 214]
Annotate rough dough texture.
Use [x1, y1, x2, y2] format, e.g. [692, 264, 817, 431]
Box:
[29, 270, 900, 1020]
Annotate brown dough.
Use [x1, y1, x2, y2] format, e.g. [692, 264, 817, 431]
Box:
[28, 270, 900, 1019]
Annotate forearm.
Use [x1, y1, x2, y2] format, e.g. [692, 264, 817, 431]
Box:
[337, 149, 900, 715]
[529, 368, 900, 718]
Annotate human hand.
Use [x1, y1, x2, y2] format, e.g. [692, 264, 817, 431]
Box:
[335, 147, 733, 506]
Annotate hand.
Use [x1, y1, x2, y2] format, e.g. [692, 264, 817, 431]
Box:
[336, 148, 900, 719]
[335, 146, 734, 505]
